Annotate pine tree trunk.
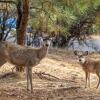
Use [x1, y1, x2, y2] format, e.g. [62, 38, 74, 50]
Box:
[16, 0, 29, 72]
[16, 0, 29, 45]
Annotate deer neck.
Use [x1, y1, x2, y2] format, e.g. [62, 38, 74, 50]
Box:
[38, 46, 48, 59]
[81, 60, 89, 67]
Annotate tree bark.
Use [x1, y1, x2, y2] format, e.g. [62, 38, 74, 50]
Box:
[16, 0, 29, 72]
[16, 0, 29, 45]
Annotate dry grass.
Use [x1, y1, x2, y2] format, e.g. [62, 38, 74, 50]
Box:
[90, 35, 100, 40]
[0, 48, 100, 100]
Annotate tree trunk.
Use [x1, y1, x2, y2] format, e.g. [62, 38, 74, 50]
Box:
[16, 0, 29, 72]
[16, 0, 29, 45]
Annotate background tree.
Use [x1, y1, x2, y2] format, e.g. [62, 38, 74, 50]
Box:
[0, 0, 100, 45]
[0, 0, 29, 45]
[16, 0, 29, 45]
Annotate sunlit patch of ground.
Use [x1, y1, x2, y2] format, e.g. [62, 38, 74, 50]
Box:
[0, 48, 100, 100]
[90, 35, 100, 40]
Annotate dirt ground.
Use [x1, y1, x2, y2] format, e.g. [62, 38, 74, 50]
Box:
[90, 35, 100, 40]
[0, 48, 100, 100]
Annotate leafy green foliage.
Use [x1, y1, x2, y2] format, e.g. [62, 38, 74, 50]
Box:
[29, 0, 100, 37]
[0, 0, 100, 42]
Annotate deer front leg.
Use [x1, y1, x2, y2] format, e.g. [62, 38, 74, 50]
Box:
[85, 71, 89, 88]
[96, 71, 100, 89]
[28, 66, 33, 93]
[26, 66, 30, 91]
[88, 73, 90, 88]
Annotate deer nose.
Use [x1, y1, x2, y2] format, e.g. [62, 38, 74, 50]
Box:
[79, 59, 81, 62]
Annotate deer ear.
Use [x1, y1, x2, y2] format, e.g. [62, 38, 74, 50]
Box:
[84, 51, 88, 56]
[74, 51, 78, 55]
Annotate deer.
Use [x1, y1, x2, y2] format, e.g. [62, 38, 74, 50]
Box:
[0, 38, 51, 93]
[74, 51, 100, 88]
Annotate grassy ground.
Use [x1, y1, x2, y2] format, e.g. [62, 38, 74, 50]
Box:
[0, 48, 100, 100]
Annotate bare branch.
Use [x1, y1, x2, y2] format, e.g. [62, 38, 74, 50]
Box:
[0, 0, 16, 4]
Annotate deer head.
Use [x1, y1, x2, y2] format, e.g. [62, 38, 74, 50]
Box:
[74, 51, 88, 64]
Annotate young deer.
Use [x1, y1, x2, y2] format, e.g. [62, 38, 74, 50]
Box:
[74, 51, 100, 88]
[0, 39, 51, 93]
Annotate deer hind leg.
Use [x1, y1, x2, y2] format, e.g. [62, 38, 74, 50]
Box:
[11, 66, 16, 72]
[96, 71, 100, 89]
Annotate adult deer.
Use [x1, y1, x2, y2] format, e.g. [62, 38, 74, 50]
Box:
[0, 38, 51, 93]
[74, 51, 100, 88]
